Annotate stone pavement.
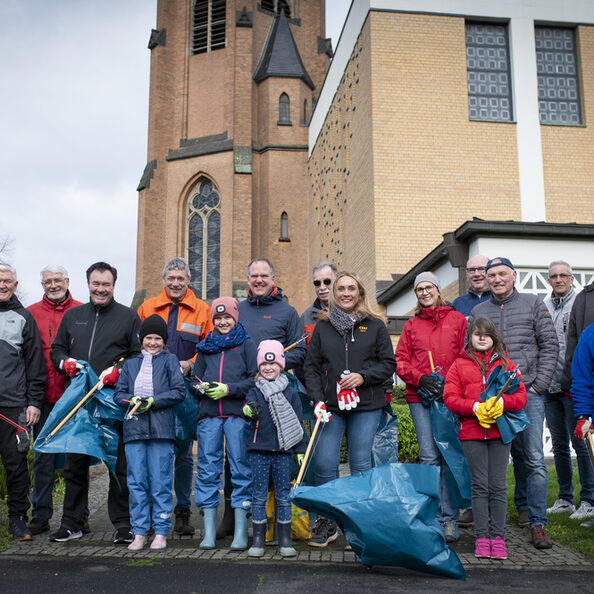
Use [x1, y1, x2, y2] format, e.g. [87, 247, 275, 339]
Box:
[2, 465, 591, 570]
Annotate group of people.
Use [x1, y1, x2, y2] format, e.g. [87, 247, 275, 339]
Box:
[0, 252, 592, 562]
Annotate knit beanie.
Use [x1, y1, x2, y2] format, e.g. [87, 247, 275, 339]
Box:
[257, 339, 286, 370]
[211, 297, 239, 324]
[140, 314, 168, 344]
[414, 271, 441, 292]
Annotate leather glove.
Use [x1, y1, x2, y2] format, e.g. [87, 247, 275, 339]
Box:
[204, 382, 229, 400]
[62, 358, 83, 377]
[314, 401, 332, 423]
[574, 417, 594, 440]
[473, 401, 495, 429]
[138, 397, 155, 413]
[98, 366, 119, 389]
[418, 375, 444, 400]
[336, 381, 360, 411]
[297, 454, 305, 466]
[485, 396, 504, 420]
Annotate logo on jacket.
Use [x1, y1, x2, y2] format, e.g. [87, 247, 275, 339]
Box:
[263, 315, 271, 319]
[359, 326, 367, 332]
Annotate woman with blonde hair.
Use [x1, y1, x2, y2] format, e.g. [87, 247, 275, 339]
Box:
[304, 271, 396, 547]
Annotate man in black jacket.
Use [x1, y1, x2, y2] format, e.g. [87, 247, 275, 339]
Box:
[0, 263, 45, 541]
[49, 262, 141, 543]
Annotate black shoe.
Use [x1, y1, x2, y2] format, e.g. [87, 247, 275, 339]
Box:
[113, 527, 134, 544]
[216, 498, 233, 538]
[174, 508, 195, 536]
[28, 518, 50, 535]
[81, 521, 91, 534]
[9, 516, 32, 541]
[49, 527, 83, 542]
[308, 517, 339, 548]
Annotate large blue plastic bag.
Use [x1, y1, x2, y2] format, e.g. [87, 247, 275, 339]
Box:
[174, 380, 198, 454]
[291, 463, 466, 580]
[370, 404, 398, 466]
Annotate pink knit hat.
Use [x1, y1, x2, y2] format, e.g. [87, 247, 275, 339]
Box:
[257, 339, 285, 370]
[211, 297, 239, 324]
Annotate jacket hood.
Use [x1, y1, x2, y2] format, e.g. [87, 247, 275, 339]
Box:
[416, 305, 454, 321]
[0, 294, 24, 311]
[584, 282, 594, 293]
[41, 291, 76, 311]
[246, 286, 284, 305]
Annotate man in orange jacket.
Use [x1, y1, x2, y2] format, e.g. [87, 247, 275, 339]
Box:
[137, 257, 213, 535]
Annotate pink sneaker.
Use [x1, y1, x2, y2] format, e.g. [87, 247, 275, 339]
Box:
[490, 536, 507, 560]
[474, 537, 491, 558]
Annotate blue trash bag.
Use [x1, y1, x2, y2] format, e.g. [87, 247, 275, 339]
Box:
[174, 380, 198, 455]
[34, 363, 123, 476]
[291, 463, 466, 580]
[285, 371, 314, 421]
[417, 371, 444, 407]
[479, 365, 530, 444]
[370, 404, 398, 466]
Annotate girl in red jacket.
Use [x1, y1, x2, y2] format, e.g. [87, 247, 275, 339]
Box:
[444, 317, 527, 561]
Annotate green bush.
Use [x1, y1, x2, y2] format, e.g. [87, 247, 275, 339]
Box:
[392, 383, 406, 404]
[392, 403, 419, 463]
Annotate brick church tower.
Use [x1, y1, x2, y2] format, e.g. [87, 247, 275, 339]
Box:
[136, 0, 330, 311]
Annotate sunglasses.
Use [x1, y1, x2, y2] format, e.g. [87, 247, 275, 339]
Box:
[313, 278, 333, 287]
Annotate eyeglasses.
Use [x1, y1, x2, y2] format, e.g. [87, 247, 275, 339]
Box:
[415, 285, 436, 295]
[549, 274, 572, 280]
[466, 267, 487, 274]
[42, 279, 65, 287]
[313, 278, 333, 287]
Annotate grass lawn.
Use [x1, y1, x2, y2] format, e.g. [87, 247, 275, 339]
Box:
[506, 461, 594, 558]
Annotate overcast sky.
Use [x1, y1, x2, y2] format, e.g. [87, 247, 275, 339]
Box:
[1, 0, 351, 307]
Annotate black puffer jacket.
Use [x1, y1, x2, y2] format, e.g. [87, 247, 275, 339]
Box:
[50, 298, 141, 375]
[468, 289, 558, 394]
[304, 314, 396, 412]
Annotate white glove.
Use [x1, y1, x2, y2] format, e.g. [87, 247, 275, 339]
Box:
[337, 381, 360, 411]
[314, 401, 332, 423]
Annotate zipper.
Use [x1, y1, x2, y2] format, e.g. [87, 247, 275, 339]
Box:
[218, 351, 225, 416]
[88, 310, 99, 361]
[253, 420, 259, 444]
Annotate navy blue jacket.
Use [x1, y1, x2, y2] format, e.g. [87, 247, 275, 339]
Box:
[452, 290, 491, 317]
[193, 338, 258, 420]
[245, 384, 306, 454]
[238, 288, 306, 370]
[114, 349, 186, 443]
[570, 323, 594, 417]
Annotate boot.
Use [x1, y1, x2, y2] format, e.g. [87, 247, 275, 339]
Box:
[216, 496, 234, 539]
[230, 508, 249, 551]
[200, 508, 217, 549]
[174, 507, 195, 536]
[277, 521, 297, 558]
[248, 521, 266, 558]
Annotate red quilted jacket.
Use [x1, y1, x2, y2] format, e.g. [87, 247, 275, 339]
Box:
[443, 349, 527, 440]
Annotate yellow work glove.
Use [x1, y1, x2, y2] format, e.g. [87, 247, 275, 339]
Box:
[485, 396, 504, 420]
[474, 401, 495, 429]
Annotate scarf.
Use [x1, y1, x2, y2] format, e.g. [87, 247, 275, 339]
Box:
[256, 374, 303, 451]
[328, 306, 364, 336]
[134, 350, 154, 399]
[196, 323, 251, 354]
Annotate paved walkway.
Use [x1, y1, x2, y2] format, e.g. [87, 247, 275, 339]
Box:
[2, 466, 591, 570]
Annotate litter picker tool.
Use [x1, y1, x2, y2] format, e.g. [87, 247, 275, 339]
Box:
[284, 332, 310, 353]
[125, 399, 144, 420]
[428, 350, 435, 373]
[293, 414, 322, 490]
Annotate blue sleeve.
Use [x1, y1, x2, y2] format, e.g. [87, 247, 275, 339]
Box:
[227, 340, 258, 398]
[283, 309, 306, 370]
[153, 354, 187, 409]
[113, 361, 134, 407]
[571, 326, 594, 417]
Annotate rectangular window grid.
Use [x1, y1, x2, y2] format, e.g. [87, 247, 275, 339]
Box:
[535, 27, 581, 125]
[192, 0, 226, 55]
[466, 23, 513, 122]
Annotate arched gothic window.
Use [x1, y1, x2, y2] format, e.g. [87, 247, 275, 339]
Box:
[278, 93, 291, 125]
[187, 178, 220, 299]
[279, 211, 289, 241]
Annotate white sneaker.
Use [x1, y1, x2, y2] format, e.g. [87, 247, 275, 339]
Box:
[569, 501, 594, 520]
[547, 499, 576, 514]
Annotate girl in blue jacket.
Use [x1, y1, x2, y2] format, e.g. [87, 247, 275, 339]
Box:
[113, 314, 185, 551]
[190, 297, 258, 551]
[243, 340, 306, 559]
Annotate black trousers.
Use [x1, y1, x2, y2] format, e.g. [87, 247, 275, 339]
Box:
[0, 406, 30, 518]
[61, 422, 130, 531]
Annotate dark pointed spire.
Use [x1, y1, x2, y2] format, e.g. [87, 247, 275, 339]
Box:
[253, 12, 315, 90]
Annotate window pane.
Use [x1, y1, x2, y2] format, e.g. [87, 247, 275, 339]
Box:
[535, 27, 581, 125]
[466, 23, 513, 122]
[279, 93, 290, 122]
[188, 213, 204, 296]
[206, 211, 220, 299]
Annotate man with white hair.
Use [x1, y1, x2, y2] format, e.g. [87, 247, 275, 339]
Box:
[27, 265, 82, 535]
[0, 263, 45, 540]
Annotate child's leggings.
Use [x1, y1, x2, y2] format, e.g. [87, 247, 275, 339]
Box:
[249, 451, 291, 523]
[460, 439, 511, 539]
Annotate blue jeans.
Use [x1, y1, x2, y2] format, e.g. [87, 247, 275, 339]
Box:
[544, 392, 594, 505]
[126, 439, 174, 536]
[174, 440, 194, 511]
[250, 451, 292, 524]
[314, 408, 383, 486]
[409, 402, 458, 523]
[511, 390, 548, 527]
[195, 416, 252, 509]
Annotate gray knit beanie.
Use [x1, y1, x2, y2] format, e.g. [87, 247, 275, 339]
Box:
[414, 272, 441, 292]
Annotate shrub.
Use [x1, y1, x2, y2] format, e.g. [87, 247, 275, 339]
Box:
[392, 402, 419, 463]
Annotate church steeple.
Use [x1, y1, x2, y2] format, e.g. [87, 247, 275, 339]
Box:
[253, 12, 315, 89]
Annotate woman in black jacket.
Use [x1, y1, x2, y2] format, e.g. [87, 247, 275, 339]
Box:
[304, 271, 396, 546]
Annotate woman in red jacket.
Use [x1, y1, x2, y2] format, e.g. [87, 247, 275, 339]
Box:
[444, 317, 527, 561]
[395, 272, 467, 542]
